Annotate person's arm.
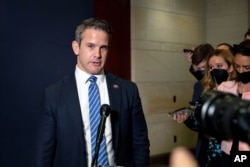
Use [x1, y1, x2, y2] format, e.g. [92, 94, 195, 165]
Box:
[183, 47, 198, 77]
[239, 141, 250, 151]
[183, 81, 203, 132]
[184, 116, 200, 132]
[35, 90, 56, 167]
[131, 84, 150, 167]
[183, 49, 194, 65]
[170, 109, 201, 132]
[189, 65, 199, 76]
[170, 147, 198, 167]
[221, 139, 250, 155]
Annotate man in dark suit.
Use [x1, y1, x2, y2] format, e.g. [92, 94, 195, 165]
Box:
[35, 18, 150, 167]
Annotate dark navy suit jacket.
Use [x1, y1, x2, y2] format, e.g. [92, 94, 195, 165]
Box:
[35, 72, 150, 167]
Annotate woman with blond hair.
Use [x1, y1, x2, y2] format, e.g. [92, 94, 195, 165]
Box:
[202, 49, 237, 93]
[173, 47, 237, 167]
[200, 48, 237, 166]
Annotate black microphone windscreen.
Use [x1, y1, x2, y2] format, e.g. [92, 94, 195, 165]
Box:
[100, 104, 110, 117]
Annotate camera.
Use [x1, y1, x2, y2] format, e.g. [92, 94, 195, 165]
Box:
[196, 90, 250, 144]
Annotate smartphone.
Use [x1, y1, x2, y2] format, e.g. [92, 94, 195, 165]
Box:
[189, 101, 195, 106]
[183, 49, 193, 53]
[168, 107, 193, 118]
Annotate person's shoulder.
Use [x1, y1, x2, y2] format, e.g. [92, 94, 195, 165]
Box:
[194, 80, 202, 86]
[193, 81, 202, 89]
[105, 72, 132, 82]
[217, 80, 238, 95]
[105, 72, 137, 87]
[46, 73, 75, 92]
[219, 80, 237, 89]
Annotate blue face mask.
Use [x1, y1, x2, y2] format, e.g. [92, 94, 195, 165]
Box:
[237, 71, 250, 83]
[210, 69, 229, 85]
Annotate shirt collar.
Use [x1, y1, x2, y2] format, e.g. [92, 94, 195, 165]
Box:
[75, 65, 105, 85]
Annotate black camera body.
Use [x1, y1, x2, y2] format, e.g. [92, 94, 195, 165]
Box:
[196, 90, 250, 144]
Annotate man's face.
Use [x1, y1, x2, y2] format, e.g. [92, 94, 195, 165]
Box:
[72, 28, 109, 75]
[196, 60, 206, 71]
[234, 53, 250, 73]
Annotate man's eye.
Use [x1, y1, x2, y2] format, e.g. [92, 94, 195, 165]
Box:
[234, 65, 240, 68]
[101, 46, 108, 51]
[88, 44, 94, 48]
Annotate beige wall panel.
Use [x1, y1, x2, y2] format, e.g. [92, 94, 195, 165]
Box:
[131, 50, 194, 82]
[207, 14, 248, 45]
[206, 0, 248, 45]
[131, 7, 205, 44]
[131, 7, 147, 41]
[148, 121, 197, 155]
[137, 82, 194, 115]
[207, 0, 247, 17]
[132, 0, 205, 16]
[131, 40, 197, 58]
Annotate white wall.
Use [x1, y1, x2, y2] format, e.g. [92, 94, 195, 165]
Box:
[131, 0, 249, 156]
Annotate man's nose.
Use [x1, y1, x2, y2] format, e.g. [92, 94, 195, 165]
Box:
[94, 48, 101, 58]
[238, 67, 244, 73]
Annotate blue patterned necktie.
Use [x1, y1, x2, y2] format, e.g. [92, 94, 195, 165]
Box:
[88, 76, 109, 166]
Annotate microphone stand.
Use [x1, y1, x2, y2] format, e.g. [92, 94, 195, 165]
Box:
[91, 145, 100, 167]
[91, 104, 110, 167]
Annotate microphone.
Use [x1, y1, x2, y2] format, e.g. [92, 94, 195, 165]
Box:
[91, 104, 111, 167]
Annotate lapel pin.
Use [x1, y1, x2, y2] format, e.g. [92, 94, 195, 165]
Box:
[113, 84, 119, 89]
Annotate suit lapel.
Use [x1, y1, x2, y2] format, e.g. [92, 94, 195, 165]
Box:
[61, 74, 86, 149]
[106, 73, 121, 151]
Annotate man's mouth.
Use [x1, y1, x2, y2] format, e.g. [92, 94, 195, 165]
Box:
[92, 61, 101, 66]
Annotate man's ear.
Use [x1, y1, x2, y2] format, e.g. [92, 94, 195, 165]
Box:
[72, 41, 80, 55]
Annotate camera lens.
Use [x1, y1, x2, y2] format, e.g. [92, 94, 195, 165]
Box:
[200, 91, 250, 143]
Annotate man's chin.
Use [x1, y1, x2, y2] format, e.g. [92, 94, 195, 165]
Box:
[90, 68, 103, 75]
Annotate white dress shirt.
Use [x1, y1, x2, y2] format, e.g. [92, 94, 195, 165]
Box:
[75, 66, 115, 167]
